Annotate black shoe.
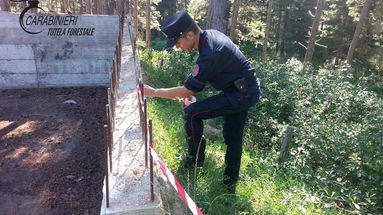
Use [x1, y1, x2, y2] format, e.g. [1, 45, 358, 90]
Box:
[225, 183, 236, 194]
[183, 156, 204, 168]
[223, 178, 237, 194]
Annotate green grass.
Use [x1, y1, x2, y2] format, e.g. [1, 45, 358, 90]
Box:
[147, 98, 340, 215]
[140, 48, 382, 215]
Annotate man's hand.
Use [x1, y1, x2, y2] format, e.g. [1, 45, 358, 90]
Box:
[144, 85, 157, 97]
[182, 96, 196, 106]
[143, 84, 196, 100]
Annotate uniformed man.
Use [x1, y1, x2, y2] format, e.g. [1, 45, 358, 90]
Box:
[144, 11, 260, 193]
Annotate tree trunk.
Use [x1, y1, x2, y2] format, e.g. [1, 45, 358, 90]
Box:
[277, 3, 287, 57]
[61, 0, 69, 13]
[0, 0, 10, 11]
[229, 0, 240, 41]
[117, 0, 124, 16]
[120, 0, 126, 16]
[206, 0, 230, 34]
[86, 0, 92, 14]
[346, 0, 372, 65]
[275, 2, 281, 54]
[126, 0, 130, 14]
[100, 0, 107, 14]
[72, 0, 76, 14]
[146, 0, 151, 48]
[303, 0, 324, 68]
[93, 0, 98, 14]
[134, 0, 138, 36]
[80, 0, 84, 14]
[262, 0, 273, 59]
[334, 38, 345, 66]
[334, 15, 349, 66]
[106, 0, 113, 14]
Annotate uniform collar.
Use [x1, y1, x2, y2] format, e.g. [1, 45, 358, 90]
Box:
[198, 30, 207, 52]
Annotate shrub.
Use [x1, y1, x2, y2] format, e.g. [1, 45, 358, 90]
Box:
[249, 58, 383, 213]
[141, 49, 383, 214]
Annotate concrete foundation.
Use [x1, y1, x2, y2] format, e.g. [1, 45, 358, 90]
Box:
[99, 19, 163, 215]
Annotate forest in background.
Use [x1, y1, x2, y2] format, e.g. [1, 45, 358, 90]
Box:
[1, 0, 382, 214]
[1, 0, 382, 81]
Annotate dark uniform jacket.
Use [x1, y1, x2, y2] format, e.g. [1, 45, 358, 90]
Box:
[184, 29, 256, 93]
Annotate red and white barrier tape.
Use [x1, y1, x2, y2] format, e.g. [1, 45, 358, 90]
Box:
[138, 81, 202, 214]
[150, 147, 204, 215]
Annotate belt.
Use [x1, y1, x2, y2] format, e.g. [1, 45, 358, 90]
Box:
[226, 75, 257, 93]
[245, 75, 257, 86]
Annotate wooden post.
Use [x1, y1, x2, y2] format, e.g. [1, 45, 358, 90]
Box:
[134, 0, 138, 37]
[229, 0, 240, 41]
[303, 0, 324, 68]
[279, 126, 294, 162]
[262, 0, 273, 59]
[145, 0, 151, 48]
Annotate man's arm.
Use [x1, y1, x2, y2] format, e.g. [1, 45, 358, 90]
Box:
[144, 85, 196, 100]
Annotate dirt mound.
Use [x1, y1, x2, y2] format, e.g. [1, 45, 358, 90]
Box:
[0, 87, 107, 215]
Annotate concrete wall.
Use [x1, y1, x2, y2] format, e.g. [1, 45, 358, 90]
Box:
[0, 12, 119, 89]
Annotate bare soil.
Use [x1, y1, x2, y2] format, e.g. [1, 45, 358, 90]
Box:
[0, 87, 107, 215]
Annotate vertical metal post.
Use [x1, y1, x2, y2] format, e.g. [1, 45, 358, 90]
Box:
[106, 104, 113, 172]
[107, 88, 114, 132]
[103, 125, 110, 208]
[110, 67, 114, 116]
[144, 99, 148, 168]
[139, 80, 144, 104]
[112, 60, 117, 115]
[116, 41, 120, 89]
[149, 119, 154, 201]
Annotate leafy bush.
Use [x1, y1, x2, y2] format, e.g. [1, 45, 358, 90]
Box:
[249, 58, 383, 213]
[140, 49, 383, 214]
[140, 48, 196, 87]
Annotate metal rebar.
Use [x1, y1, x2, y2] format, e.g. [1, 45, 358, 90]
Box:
[149, 119, 154, 201]
[139, 80, 144, 103]
[116, 41, 120, 89]
[106, 104, 113, 172]
[103, 125, 110, 208]
[144, 99, 148, 168]
[112, 59, 115, 89]
[110, 69, 115, 116]
[112, 61, 117, 115]
[107, 88, 113, 132]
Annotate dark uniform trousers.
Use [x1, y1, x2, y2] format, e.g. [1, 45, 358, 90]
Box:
[183, 83, 260, 186]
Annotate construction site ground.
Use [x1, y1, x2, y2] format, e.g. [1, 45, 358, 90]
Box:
[0, 87, 107, 215]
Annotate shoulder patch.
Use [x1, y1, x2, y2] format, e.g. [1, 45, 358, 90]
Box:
[192, 64, 199, 77]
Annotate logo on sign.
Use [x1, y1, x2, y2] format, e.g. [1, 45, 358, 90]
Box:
[11, 0, 95, 36]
